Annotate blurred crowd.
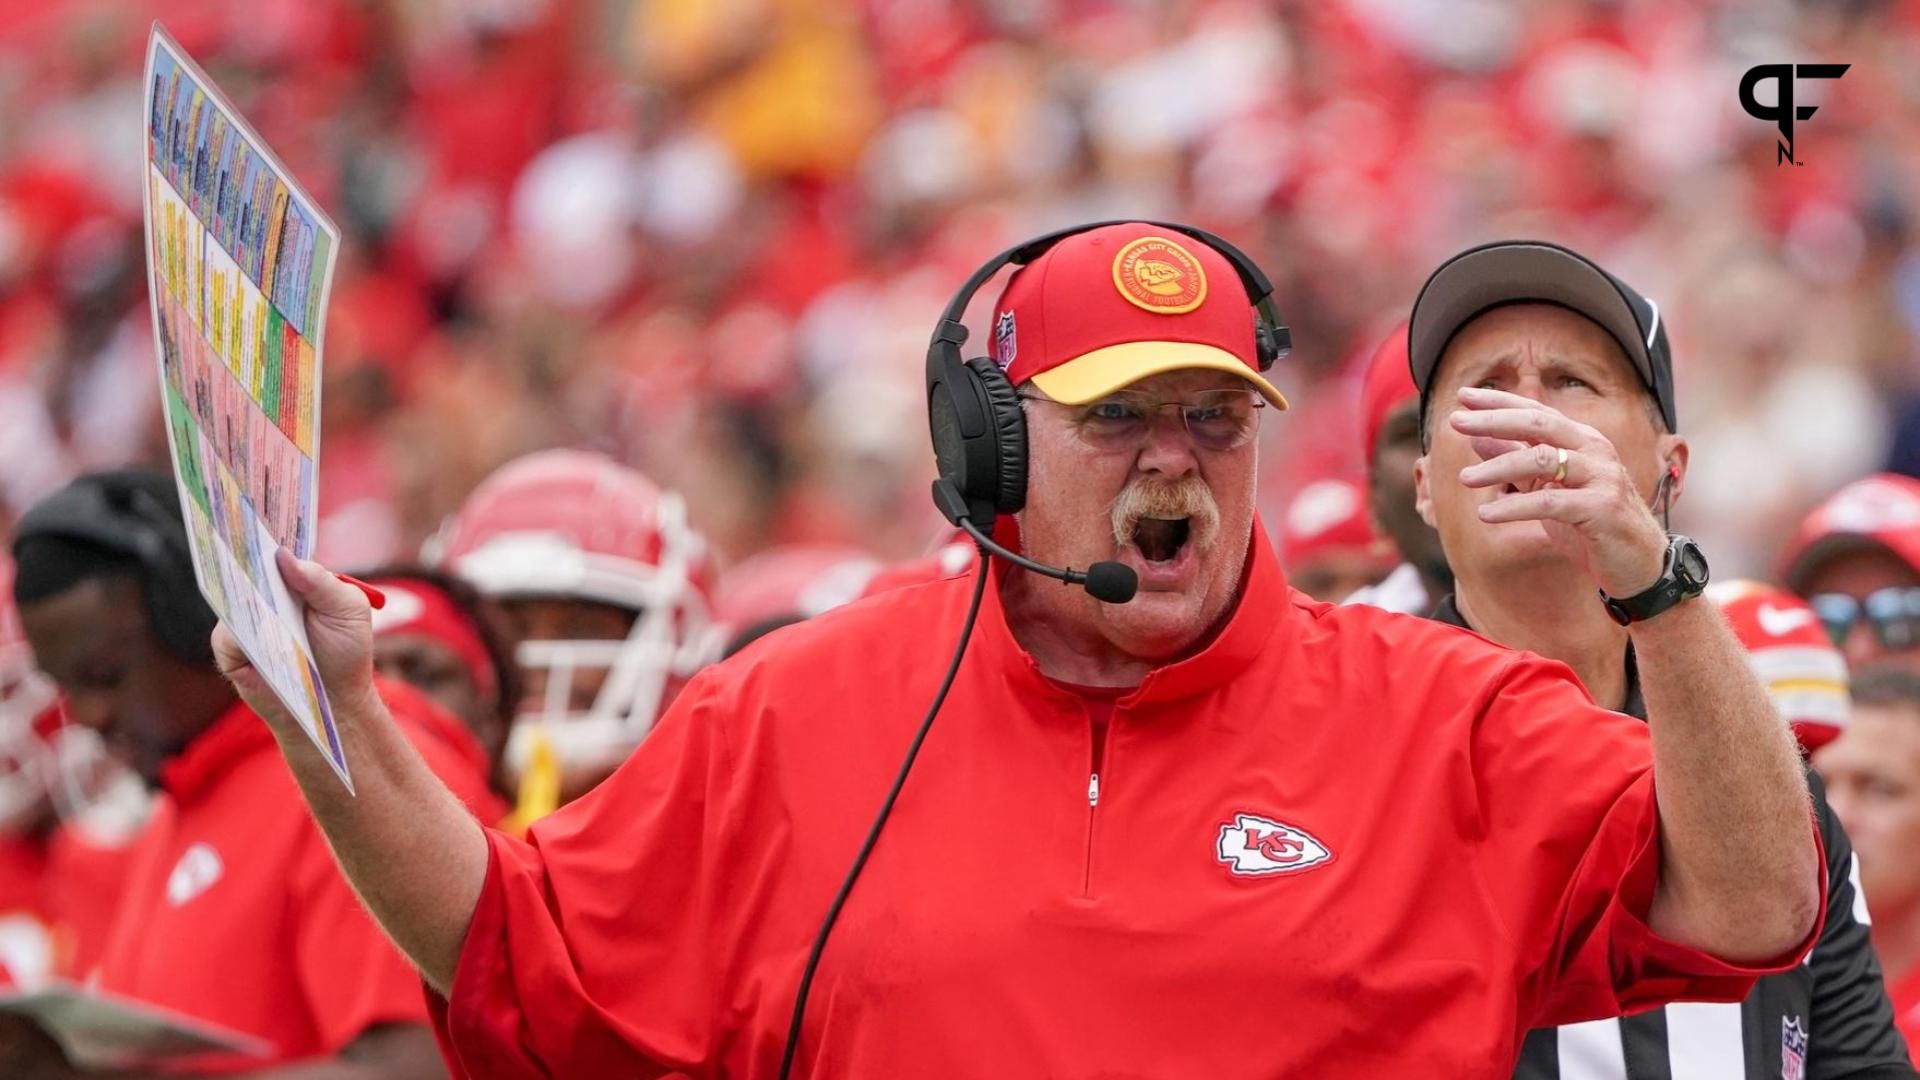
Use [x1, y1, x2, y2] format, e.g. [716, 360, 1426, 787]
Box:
[0, 0, 1917, 582]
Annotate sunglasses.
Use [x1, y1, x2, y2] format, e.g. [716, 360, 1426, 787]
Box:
[1021, 388, 1266, 454]
[1807, 586, 1920, 651]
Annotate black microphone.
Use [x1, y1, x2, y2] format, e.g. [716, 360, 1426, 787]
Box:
[952, 516, 1138, 604]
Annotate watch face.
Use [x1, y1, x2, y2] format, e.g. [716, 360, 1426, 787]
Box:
[1676, 540, 1710, 587]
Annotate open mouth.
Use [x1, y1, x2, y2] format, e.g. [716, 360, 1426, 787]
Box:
[1131, 516, 1192, 563]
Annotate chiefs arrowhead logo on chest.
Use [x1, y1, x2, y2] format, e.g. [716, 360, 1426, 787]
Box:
[1216, 813, 1335, 877]
[166, 841, 225, 907]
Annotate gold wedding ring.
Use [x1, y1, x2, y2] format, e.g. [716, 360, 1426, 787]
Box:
[1552, 446, 1569, 485]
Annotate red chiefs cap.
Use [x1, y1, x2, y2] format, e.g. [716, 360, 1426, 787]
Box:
[1779, 473, 1920, 592]
[991, 222, 1288, 409]
[365, 576, 499, 698]
[1279, 477, 1392, 570]
[1359, 323, 1416, 465]
[1706, 580, 1848, 755]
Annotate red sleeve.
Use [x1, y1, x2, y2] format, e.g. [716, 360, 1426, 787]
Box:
[1469, 656, 1826, 1030]
[289, 817, 436, 1051]
[432, 670, 735, 1079]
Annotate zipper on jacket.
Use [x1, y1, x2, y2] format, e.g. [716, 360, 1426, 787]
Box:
[1081, 712, 1110, 897]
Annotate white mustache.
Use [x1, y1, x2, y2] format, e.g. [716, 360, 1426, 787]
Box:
[1111, 477, 1221, 550]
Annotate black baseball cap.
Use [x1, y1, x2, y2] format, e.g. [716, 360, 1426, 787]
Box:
[1407, 240, 1676, 432]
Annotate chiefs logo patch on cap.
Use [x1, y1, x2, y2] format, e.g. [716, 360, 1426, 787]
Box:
[1112, 236, 1208, 314]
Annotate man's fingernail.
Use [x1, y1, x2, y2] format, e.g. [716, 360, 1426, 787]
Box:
[334, 573, 388, 610]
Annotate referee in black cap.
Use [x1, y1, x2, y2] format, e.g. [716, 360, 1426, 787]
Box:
[1404, 240, 1914, 1079]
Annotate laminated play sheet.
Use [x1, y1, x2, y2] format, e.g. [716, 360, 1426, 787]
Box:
[142, 23, 350, 788]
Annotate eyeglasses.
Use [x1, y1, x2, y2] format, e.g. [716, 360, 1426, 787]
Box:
[1020, 388, 1266, 453]
[1808, 586, 1920, 651]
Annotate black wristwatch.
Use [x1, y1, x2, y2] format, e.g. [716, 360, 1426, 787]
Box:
[1600, 534, 1710, 626]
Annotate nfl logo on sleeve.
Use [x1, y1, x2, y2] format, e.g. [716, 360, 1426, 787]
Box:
[1216, 813, 1334, 877]
[1780, 1016, 1806, 1080]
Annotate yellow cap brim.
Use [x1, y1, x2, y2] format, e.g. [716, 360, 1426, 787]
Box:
[1027, 341, 1289, 410]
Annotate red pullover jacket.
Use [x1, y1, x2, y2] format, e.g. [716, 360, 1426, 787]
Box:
[432, 525, 1821, 1078]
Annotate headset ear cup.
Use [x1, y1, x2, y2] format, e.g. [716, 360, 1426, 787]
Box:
[122, 485, 217, 667]
[1253, 322, 1276, 371]
[146, 572, 217, 666]
[1251, 314, 1291, 372]
[968, 357, 1028, 514]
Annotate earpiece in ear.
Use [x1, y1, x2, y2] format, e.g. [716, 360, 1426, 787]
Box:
[1653, 460, 1679, 533]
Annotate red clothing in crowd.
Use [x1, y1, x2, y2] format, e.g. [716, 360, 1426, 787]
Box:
[94, 679, 502, 1073]
[0, 827, 132, 984]
[0, 833, 54, 982]
[431, 525, 1821, 1078]
[1892, 967, 1920, 1067]
[39, 825, 131, 979]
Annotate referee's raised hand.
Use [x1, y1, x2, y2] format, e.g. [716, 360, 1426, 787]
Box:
[1449, 385, 1671, 600]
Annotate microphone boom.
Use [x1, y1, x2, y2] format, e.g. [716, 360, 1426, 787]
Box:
[952, 517, 1137, 604]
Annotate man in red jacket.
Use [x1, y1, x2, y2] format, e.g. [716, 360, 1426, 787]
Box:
[2, 470, 503, 1078]
[223, 222, 1822, 1077]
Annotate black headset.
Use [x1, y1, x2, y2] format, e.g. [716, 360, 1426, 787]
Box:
[12, 472, 218, 666]
[924, 219, 1292, 528]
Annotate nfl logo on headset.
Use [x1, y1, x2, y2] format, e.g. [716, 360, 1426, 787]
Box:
[1780, 1016, 1806, 1080]
[994, 311, 1017, 368]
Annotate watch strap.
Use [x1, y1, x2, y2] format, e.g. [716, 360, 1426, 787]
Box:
[1601, 535, 1706, 626]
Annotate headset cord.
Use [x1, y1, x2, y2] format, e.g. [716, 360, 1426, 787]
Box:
[776, 549, 992, 1080]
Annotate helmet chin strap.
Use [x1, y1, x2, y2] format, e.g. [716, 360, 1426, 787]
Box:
[503, 728, 562, 833]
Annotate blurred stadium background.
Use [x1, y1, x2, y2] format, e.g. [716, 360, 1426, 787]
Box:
[0, 0, 1914, 579]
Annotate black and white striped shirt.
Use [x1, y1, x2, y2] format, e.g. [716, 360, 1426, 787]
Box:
[1429, 595, 1913, 1079]
[1512, 799, 1908, 1078]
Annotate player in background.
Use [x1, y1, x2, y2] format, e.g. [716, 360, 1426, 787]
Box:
[2, 469, 499, 1078]
[428, 449, 722, 818]
[0, 553, 143, 987]
[711, 544, 880, 658]
[1345, 323, 1450, 614]
[359, 565, 520, 803]
[1275, 473, 1395, 602]
[1708, 581, 1852, 757]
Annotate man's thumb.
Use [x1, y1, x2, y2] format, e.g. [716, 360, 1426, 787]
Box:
[274, 548, 368, 622]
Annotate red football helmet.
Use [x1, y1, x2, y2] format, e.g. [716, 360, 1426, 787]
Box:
[428, 450, 718, 775]
[1707, 579, 1849, 756]
[712, 545, 882, 634]
[859, 530, 978, 600]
